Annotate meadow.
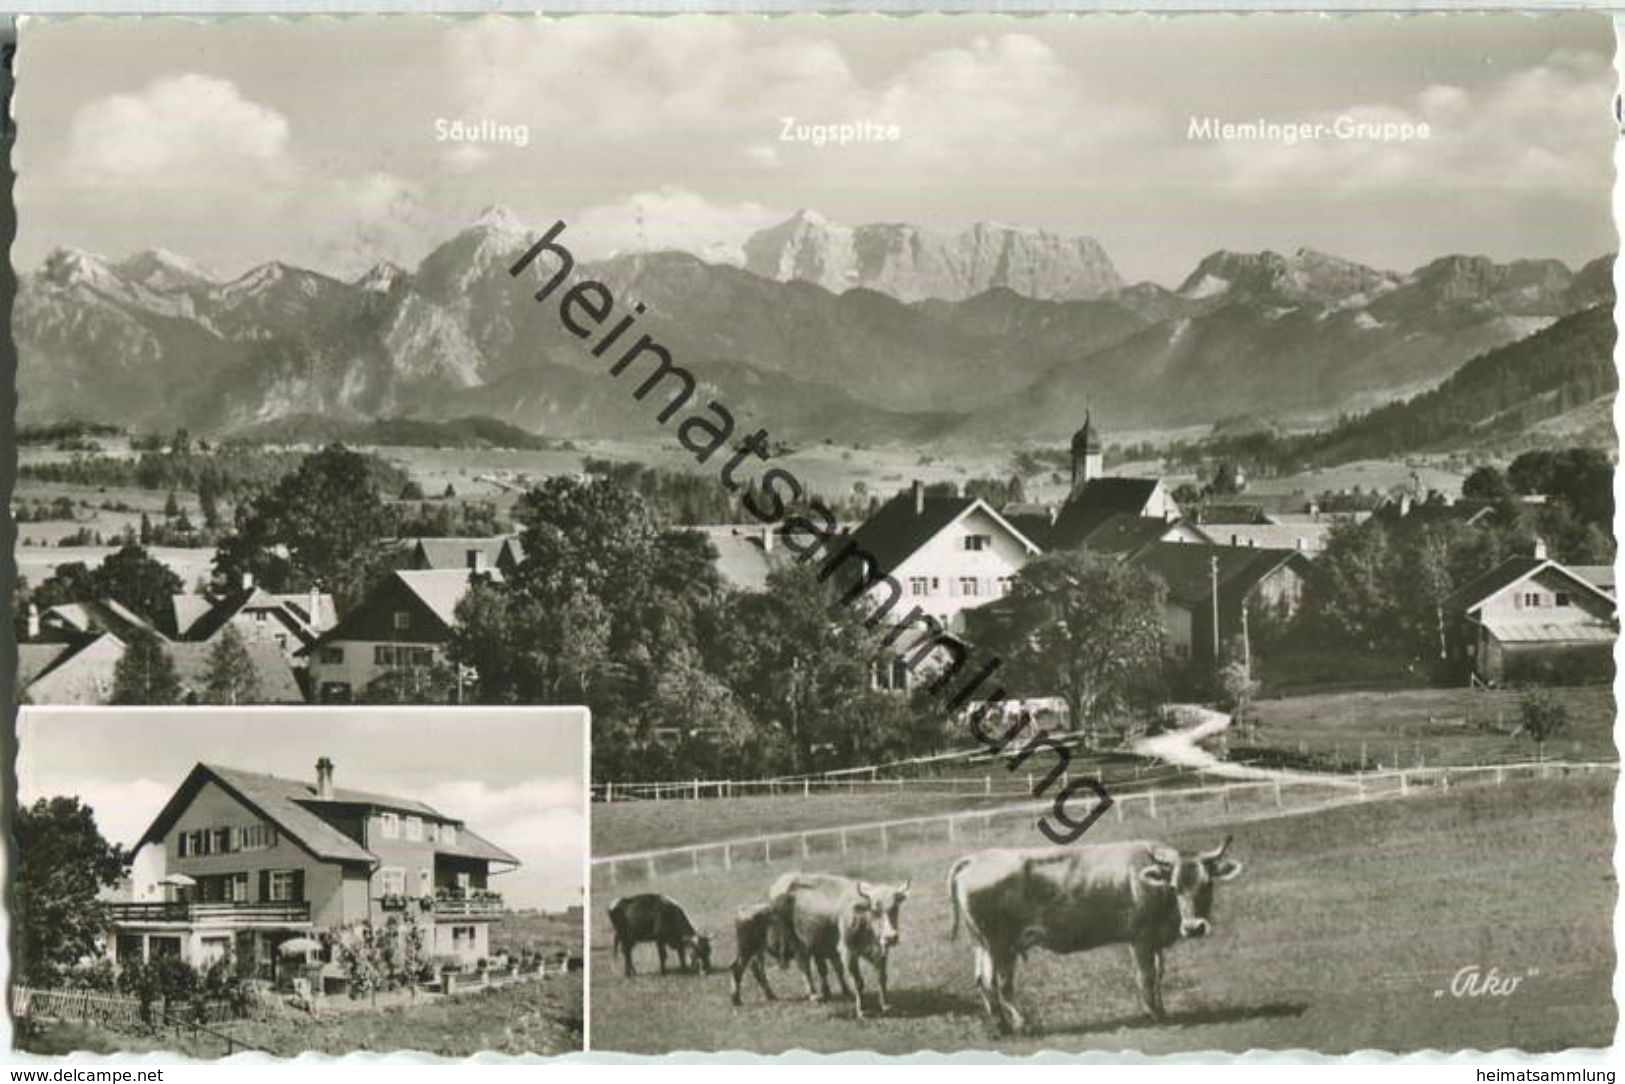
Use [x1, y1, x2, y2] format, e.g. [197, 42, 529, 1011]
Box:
[588, 773, 1616, 1054]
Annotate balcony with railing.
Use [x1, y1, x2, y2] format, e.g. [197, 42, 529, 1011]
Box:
[107, 900, 312, 926]
[432, 890, 504, 918]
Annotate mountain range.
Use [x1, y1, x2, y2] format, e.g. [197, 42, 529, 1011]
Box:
[15, 206, 1614, 448]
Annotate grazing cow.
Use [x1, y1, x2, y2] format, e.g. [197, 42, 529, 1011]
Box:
[769, 872, 911, 1019]
[948, 837, 1243, 1034]
[606, 893, 713, 978]
[728, 901, 790, 1006]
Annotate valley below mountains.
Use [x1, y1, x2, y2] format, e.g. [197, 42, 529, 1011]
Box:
[16, 207, 1613, 450]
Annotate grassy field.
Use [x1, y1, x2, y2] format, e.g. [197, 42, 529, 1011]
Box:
[1247, 686, 1616, 770]
[492, 909, 584, 959]
[595, 686, 1615, 857]
[597, 789, 1049, 857]
[14, 974, 584, 1058]
[589, 773, 1616, 1054]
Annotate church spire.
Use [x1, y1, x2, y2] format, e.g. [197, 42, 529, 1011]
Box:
[1070, 410, 1104, 498]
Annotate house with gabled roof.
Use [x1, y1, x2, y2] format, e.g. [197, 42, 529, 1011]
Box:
[1127, 542, 1312, 666]
[300, 569, 494, 703]
[399, 536, 524, 577]
[1075, 513, 1211, 560]
[842, 481, 1042, 637]
[16, 632, 126, 705]
[1444, 550, 1616, 684]
[169, 578, 337, 662]
[36, 598, 165, 643]
[112, 757, 518, 976]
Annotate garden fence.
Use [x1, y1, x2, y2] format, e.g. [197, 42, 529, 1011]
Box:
[591, 759, 1616, 887]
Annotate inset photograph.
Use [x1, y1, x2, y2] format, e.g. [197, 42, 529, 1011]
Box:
[12, 706, 587, 1057]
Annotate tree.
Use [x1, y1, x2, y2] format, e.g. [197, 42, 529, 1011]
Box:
[982, 553, 1167, 744]
[112, 630, 182, 705]
[214, 444, 395, 607]
[709, 564, 894, 773]
[201, 625, 261, 704]
[164, 491, 181, 519]
[13, 796, 128, 981]
[1517, 688, 1570, 756]
[198, 474, 221, 529]
[31, 544, 183, 627]
[399, 480, 426, 501]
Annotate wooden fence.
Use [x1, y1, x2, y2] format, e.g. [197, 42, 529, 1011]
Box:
[12, 985, 148, 1029]
[590, 760, 1616, 887]
[593, 759, 1205, 803]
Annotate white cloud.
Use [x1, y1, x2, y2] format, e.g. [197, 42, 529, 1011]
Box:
[571, 186, 785, 262]
[1208, 49, 1614, 195]
[66, 74, 292, 181]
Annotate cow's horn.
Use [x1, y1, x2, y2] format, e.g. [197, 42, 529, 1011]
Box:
[1202, 835, 1233, 862]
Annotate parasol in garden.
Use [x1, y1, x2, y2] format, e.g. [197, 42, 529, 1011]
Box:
[159, 873, 196, 886]
[278, 937, 322, 958]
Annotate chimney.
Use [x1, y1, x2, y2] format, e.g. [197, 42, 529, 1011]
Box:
[241, 571, 254, 591]
[761, 525, 774, 553]
[1532, 537, 1549, 561]
[26, 603, 39, 640]
[308, 587, 322, 629]
[467, 548, 486, 571]
[315, 757, 334, 799]
[912, 479, 925, 515]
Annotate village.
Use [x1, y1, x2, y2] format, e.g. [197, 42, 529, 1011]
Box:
[11, 411, 1615, 781]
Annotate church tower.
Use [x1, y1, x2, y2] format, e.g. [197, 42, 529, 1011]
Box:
[1070, 411, 1104, 499]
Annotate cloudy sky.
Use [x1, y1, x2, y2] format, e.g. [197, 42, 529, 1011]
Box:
[16, 706, 588, 912]
[15, 14, 1616, 285]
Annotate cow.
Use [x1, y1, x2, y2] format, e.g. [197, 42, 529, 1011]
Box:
[606, 893, 713, 978]
[768, 872, 910, 1019]
[947, 836, 1243, 1034]
[728, 901, 790, 1006]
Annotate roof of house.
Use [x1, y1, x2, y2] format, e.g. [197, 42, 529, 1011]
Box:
[1570, 565, 1616, 594]
[397, 569, 495, 627]
[1078, 514, 1209, 558]
[178, 586, 335, 643]
[171, 594, 214, 638]
[1445, 556, 1617, 614]
[1049, 478, 1165, 550]
[697, 528, 783, 592]
[168, 641, 307, 703]
[136, 763, 520, 868]
[408, 536, 522, 571]
[1191, 503, 1272, 526]
[43, 598, 165, 641]
[843, 492, 1039, 576]
[17, 641, 74, 688]
[1129, 542, 1308, 608]
[1480, 619, 1616, 644]
[1204, 522, 1336, 551]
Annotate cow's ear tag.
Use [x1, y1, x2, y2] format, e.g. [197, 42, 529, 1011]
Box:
[1210, 860, 1243, 881]
[1138, 865, 1173, 887]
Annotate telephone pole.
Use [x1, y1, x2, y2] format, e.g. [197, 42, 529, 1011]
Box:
[1210, 554, 1221, 662]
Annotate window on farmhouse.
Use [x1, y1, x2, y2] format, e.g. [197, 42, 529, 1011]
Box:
[909, 577, 930, 597]
[319, 646, 344, 664]
[958, 577, 980, 597]
[1523, 592, 1543, 608]
[392, 611, 411, 631]
[380, 811, 400, 839]
[963, 534, 991, 552]
[381, 868, 405, 896]
[440, 823, 456, 845]
[405, 816, 424, 842]
[1556, 592, 1572, 607]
